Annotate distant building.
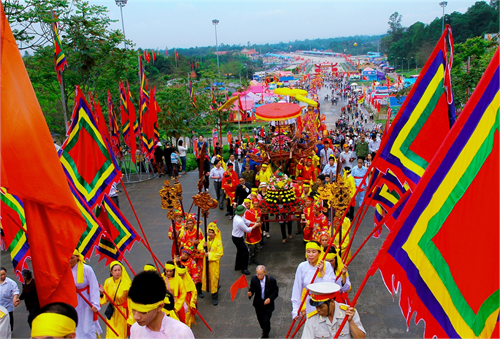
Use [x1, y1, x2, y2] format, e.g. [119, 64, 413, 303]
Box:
[241, 48, 258, 59]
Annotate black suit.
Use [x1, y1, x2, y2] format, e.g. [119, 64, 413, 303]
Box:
[248, 275, 279, 338]
[235, 182, 252, 206]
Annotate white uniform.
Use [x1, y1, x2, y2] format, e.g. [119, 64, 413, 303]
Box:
[130, 312, 194, 339]
[72, 264, 102, 339]
[0, 306, 11, 339]
[291, 262, 335, 319]
[301, 301, 365, 339]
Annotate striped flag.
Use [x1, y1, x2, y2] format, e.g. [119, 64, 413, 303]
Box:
[68, 182, 104, 260]
[119, 80, 136, 163]
[368, 47, 499, 339]
[366, 26, 456, 233]
[52, 12, 68, 84]
[150, 86, 160, 144]
[107, 90, 123, 160]
[95, 196, 141, 264]
[189, 80, 197, 108]
[127, 80, 139, 137]
[59, 86, 122, 209]
[0, 188, 30, 282]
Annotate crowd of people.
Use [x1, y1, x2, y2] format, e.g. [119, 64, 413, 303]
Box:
[14, 71, 378, 339]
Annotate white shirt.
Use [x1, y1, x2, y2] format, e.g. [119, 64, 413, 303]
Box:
[72, 264, 102, 339]
[0, 278, 19, 312]
[108, 182, 118, 197]
[0, 306, 11, 339]
[260, 276, 266, 300]
[369, 138, 381, 153]
[130, 312, 194, 339]
[231, 214, 252, 237]
[339, 151, 355, 170]
[320, 148, 334, 166]
[301, 301, 365, 339]
[291, 261, 335, 319]
[177, 145, 188, 157]
[209, 166, 225, 182]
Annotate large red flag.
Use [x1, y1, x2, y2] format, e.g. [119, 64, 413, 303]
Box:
[0, 3, 87, 308]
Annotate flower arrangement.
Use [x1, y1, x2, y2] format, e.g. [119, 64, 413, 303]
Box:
[270, 135, 291, 153]
[263, 172, 297, 215]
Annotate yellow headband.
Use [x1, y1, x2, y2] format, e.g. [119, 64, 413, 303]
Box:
[325, 253, 336, 260]
[306, 242, 323, 252]
[73, 249, 85, 284]
[165, 263, 175, 270]
[31, 313, 76, 338]
[129, 300, 164, 313]
[143, 264, 157, 272]
[176, 266, 187, 274]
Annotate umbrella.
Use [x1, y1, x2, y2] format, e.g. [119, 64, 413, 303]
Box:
[351, 83, 358, 86]
[295, 94, 318, 108]
[218, 96, 238, 112]
[255, 103, 302, 121]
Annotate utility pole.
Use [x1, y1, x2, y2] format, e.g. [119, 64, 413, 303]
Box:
[115, 0, 128, 49]
[212, 19, 220, 74]
[439, 1, 448, 33]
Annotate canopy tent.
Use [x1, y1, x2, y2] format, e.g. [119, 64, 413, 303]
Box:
[255, 103, 302, 121]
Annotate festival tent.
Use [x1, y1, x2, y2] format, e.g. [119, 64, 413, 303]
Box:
[362, 67, 377, 81]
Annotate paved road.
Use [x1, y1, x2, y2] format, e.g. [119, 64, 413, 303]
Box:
[3, 59, 424, 338]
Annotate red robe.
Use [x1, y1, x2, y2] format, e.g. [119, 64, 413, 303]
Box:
[169, 221, 184, 258]
[180, 258, 200, 284]
[179, 228, 204, 277]
[244, 208, 262, 245]
[297, 163, 318, 183]
[303, 206, 315, 242]
[222, 170, 239, 203]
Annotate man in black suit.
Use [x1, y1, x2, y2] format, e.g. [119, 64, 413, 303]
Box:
[247, 265, 279, 338]
[233, 177, 252, 207]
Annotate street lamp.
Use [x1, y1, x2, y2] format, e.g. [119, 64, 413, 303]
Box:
[212, 19, 220, 74]
[410, 56, 415, 74]
[439, 1, 447, 33]
[115, 0, 128, 49]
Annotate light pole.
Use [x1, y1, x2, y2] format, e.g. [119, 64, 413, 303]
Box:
[439, 1, 447, 33]
[411, 56, 415, 74]
[212, 19, 220, 74]
[407, 58, 410, 73]
[115, 0, 128, 49]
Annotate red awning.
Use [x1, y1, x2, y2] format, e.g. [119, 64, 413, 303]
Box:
[255, 103, 302, 121]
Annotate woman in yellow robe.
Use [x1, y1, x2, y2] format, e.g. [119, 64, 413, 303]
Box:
[99, 261, 131, 339]
[162, 261, 187, 323]
[176, 264, 198, 327]
[197, 221, 223, 306]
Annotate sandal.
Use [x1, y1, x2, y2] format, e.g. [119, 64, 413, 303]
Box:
[282, 239, 287, 244]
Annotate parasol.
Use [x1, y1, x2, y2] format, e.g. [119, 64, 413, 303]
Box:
[274, 88, 294, 96]
[255, 103, 302, 121]
[290, 89, 308, 97]
[218, 96, 238, 112]
[295, 94, 318, 107]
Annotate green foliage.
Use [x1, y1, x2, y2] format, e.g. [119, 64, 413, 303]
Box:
[451, 37, 497, 108]
[186, 153, 198, 172]
[383, 2, 499, 70]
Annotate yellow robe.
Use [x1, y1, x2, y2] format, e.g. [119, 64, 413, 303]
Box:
[256, 166, 273, 184]
[162, 274, 187, 318]
[197, 236, 224, 294]
[180, 273, 198, 328]
[100, 277, 130, 339]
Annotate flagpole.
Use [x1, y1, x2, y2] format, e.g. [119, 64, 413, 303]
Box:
[51, 11, 69, 131]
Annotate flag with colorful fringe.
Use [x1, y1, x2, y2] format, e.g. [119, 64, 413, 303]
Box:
[0, 188, 30, 282]
[59, 86, 121, 210]
[52, 12, 68, 84]
[107, 90, 123, 160]
[95, 195, 141, 264]
[365, 26, 455, 233]
[368, 47, 499, 339]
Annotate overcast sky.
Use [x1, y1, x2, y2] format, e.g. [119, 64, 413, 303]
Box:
[91, 0, 479, 49]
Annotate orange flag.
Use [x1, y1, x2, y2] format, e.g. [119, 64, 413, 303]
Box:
[0, 3, 87, 308]
[230, 274, 248, 301]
